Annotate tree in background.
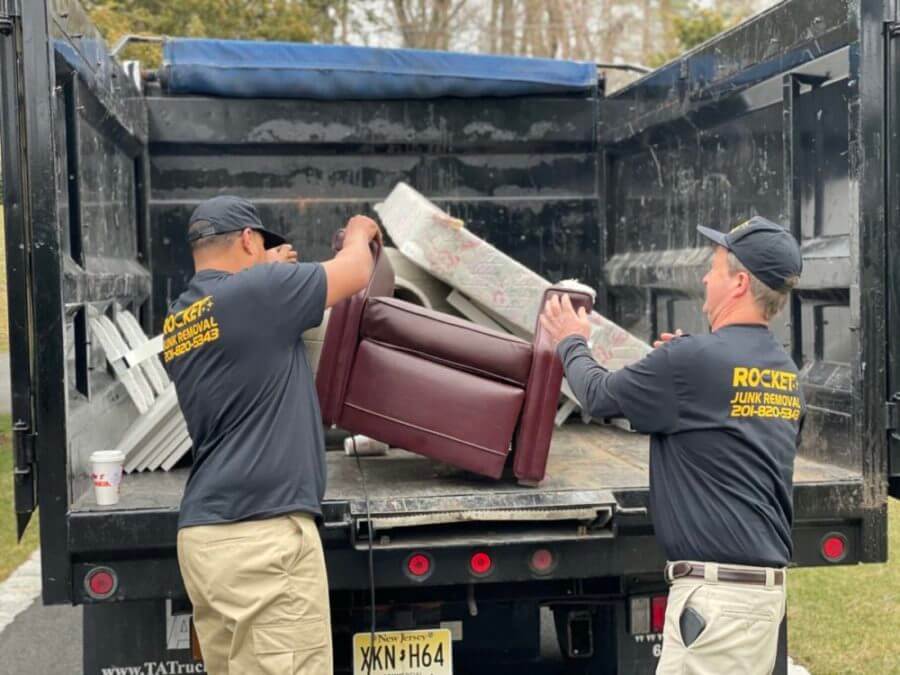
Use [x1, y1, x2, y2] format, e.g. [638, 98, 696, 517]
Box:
[375, 0, 768, 88]
[648, 1, 738, 66]
[673, 7, 731, 50]
[391, 0, 469, 51]
[85, 0, 777, 89]
[85, 0, 340, 67]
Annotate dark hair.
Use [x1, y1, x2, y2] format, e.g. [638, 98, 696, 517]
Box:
[188, 220, 241, 252]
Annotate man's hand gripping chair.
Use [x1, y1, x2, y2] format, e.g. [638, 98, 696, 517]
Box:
[315, 234, 593, 486]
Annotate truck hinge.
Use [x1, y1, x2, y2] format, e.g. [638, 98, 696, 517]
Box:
[12, 419, 36, 475]
[888, 21, 900, 38]
[886, 394, 900, 440]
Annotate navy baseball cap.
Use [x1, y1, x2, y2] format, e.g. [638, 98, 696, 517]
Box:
[187, 196, 287, 250]
[697, 216, 803, 290]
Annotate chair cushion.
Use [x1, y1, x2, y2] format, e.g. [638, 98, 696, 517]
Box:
[340, 340, 525, 478]
[360, 297, 533, 387]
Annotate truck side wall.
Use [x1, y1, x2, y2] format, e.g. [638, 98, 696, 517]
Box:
[1, 0, 151, 603]
[54, 8, 152, 513]
[598, 0, 889, 561]
[145, 93, 601, 331]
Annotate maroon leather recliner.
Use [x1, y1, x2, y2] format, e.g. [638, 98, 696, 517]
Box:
[315, 235, 593, 485]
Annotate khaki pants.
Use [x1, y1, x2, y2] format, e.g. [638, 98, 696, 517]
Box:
[177, 512, 333, 675]
[656, 561, 786, 675]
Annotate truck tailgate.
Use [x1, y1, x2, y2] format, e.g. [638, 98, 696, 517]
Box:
[323, 424, 860, 547]
[71, 424, 860, 515]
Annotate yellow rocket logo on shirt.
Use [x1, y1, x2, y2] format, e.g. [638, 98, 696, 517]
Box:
[729, 367, 802, 421]
[163, 295, 220, 363]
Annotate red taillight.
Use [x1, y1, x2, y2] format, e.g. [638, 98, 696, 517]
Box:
[529, 548, 555, 574]
[650, 595, 667, 633]
[822, 533, 847, 562]
[406, 553, 432, 578]
[469, 551, 493, 576]
[84, 567, 117, 600]
[630, 594, 668, 635]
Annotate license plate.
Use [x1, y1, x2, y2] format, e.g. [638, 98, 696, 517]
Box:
[353, 628, 452, 675]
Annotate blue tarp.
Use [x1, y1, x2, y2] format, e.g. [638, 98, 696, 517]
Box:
[161, 39, 596, 100]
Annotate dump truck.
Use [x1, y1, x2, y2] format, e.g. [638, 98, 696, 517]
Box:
[3, 0, 896, 672]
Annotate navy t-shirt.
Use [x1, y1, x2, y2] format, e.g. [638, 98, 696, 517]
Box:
[163, 262, 327, 529]
[558, 325, 804, 567]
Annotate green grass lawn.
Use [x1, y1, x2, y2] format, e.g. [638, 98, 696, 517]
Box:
[788, 497, 900, 674]
[0, 414, 39, 581]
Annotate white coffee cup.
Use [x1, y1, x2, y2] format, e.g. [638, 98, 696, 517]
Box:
[344, 435, 389, 457]
[90, 450, 125, 506]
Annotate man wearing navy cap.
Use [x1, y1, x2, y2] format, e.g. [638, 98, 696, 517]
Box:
[541, 216, 805, 675]
[164, 195, 382, 674]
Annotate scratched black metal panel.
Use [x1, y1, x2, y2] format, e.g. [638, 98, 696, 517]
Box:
[608, 103, 787, 259]
[605, 101, 857, 470]
[48, 0, 148, 144]
[853, 0, 891, 560]
[147, 96, 596, 149]
[887, 18, 900, 498]
[149, 151, 595, 200]
[795, 83, 851, 240]
[150, 197, 599, 326]
[0, 0, 152, 602]
[147, 94, 599, 328]
[46, 2, 152, 518]
[787, 74, 856, 471]
[607, 80, 859, 468]
[52, 53, 152, 510]
[55, 85, 72, 257]
[600, 0, 889, 561]
[602, 102, 790, 355]
[76, 103, 138, 258]
[601, 0, 853, 144]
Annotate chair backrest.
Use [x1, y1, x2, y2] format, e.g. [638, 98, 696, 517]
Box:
[315, 233, 395, 424]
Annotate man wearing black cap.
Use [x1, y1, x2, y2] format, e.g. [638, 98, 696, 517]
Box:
[164, 195, 382, 674]
[541, 216, 805, 675]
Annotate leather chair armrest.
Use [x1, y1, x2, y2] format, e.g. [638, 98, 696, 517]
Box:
[512, 287, 594, 485]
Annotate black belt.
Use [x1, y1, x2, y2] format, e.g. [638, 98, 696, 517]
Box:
[665, 561, 785, 587]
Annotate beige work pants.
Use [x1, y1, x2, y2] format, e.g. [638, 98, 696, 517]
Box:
[177, 512, 333, 675]
[656, 561, 787, 675]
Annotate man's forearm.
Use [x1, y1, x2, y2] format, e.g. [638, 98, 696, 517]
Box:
[557, 335, 625, 419]
[338, 237, 375, 284]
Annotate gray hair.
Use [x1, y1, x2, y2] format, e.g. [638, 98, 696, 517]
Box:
[726, 252, 798, 320]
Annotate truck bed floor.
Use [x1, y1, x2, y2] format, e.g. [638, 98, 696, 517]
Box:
[70, 425, 861, 512]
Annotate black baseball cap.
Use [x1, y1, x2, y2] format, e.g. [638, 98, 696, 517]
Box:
[697, 216, 803, 290]
[187, 196, 287, 250]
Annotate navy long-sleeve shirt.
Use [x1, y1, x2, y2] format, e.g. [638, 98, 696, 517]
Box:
[557, 326, 804, 567]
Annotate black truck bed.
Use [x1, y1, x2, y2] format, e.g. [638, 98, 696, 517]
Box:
[71, 424, 860, 514]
